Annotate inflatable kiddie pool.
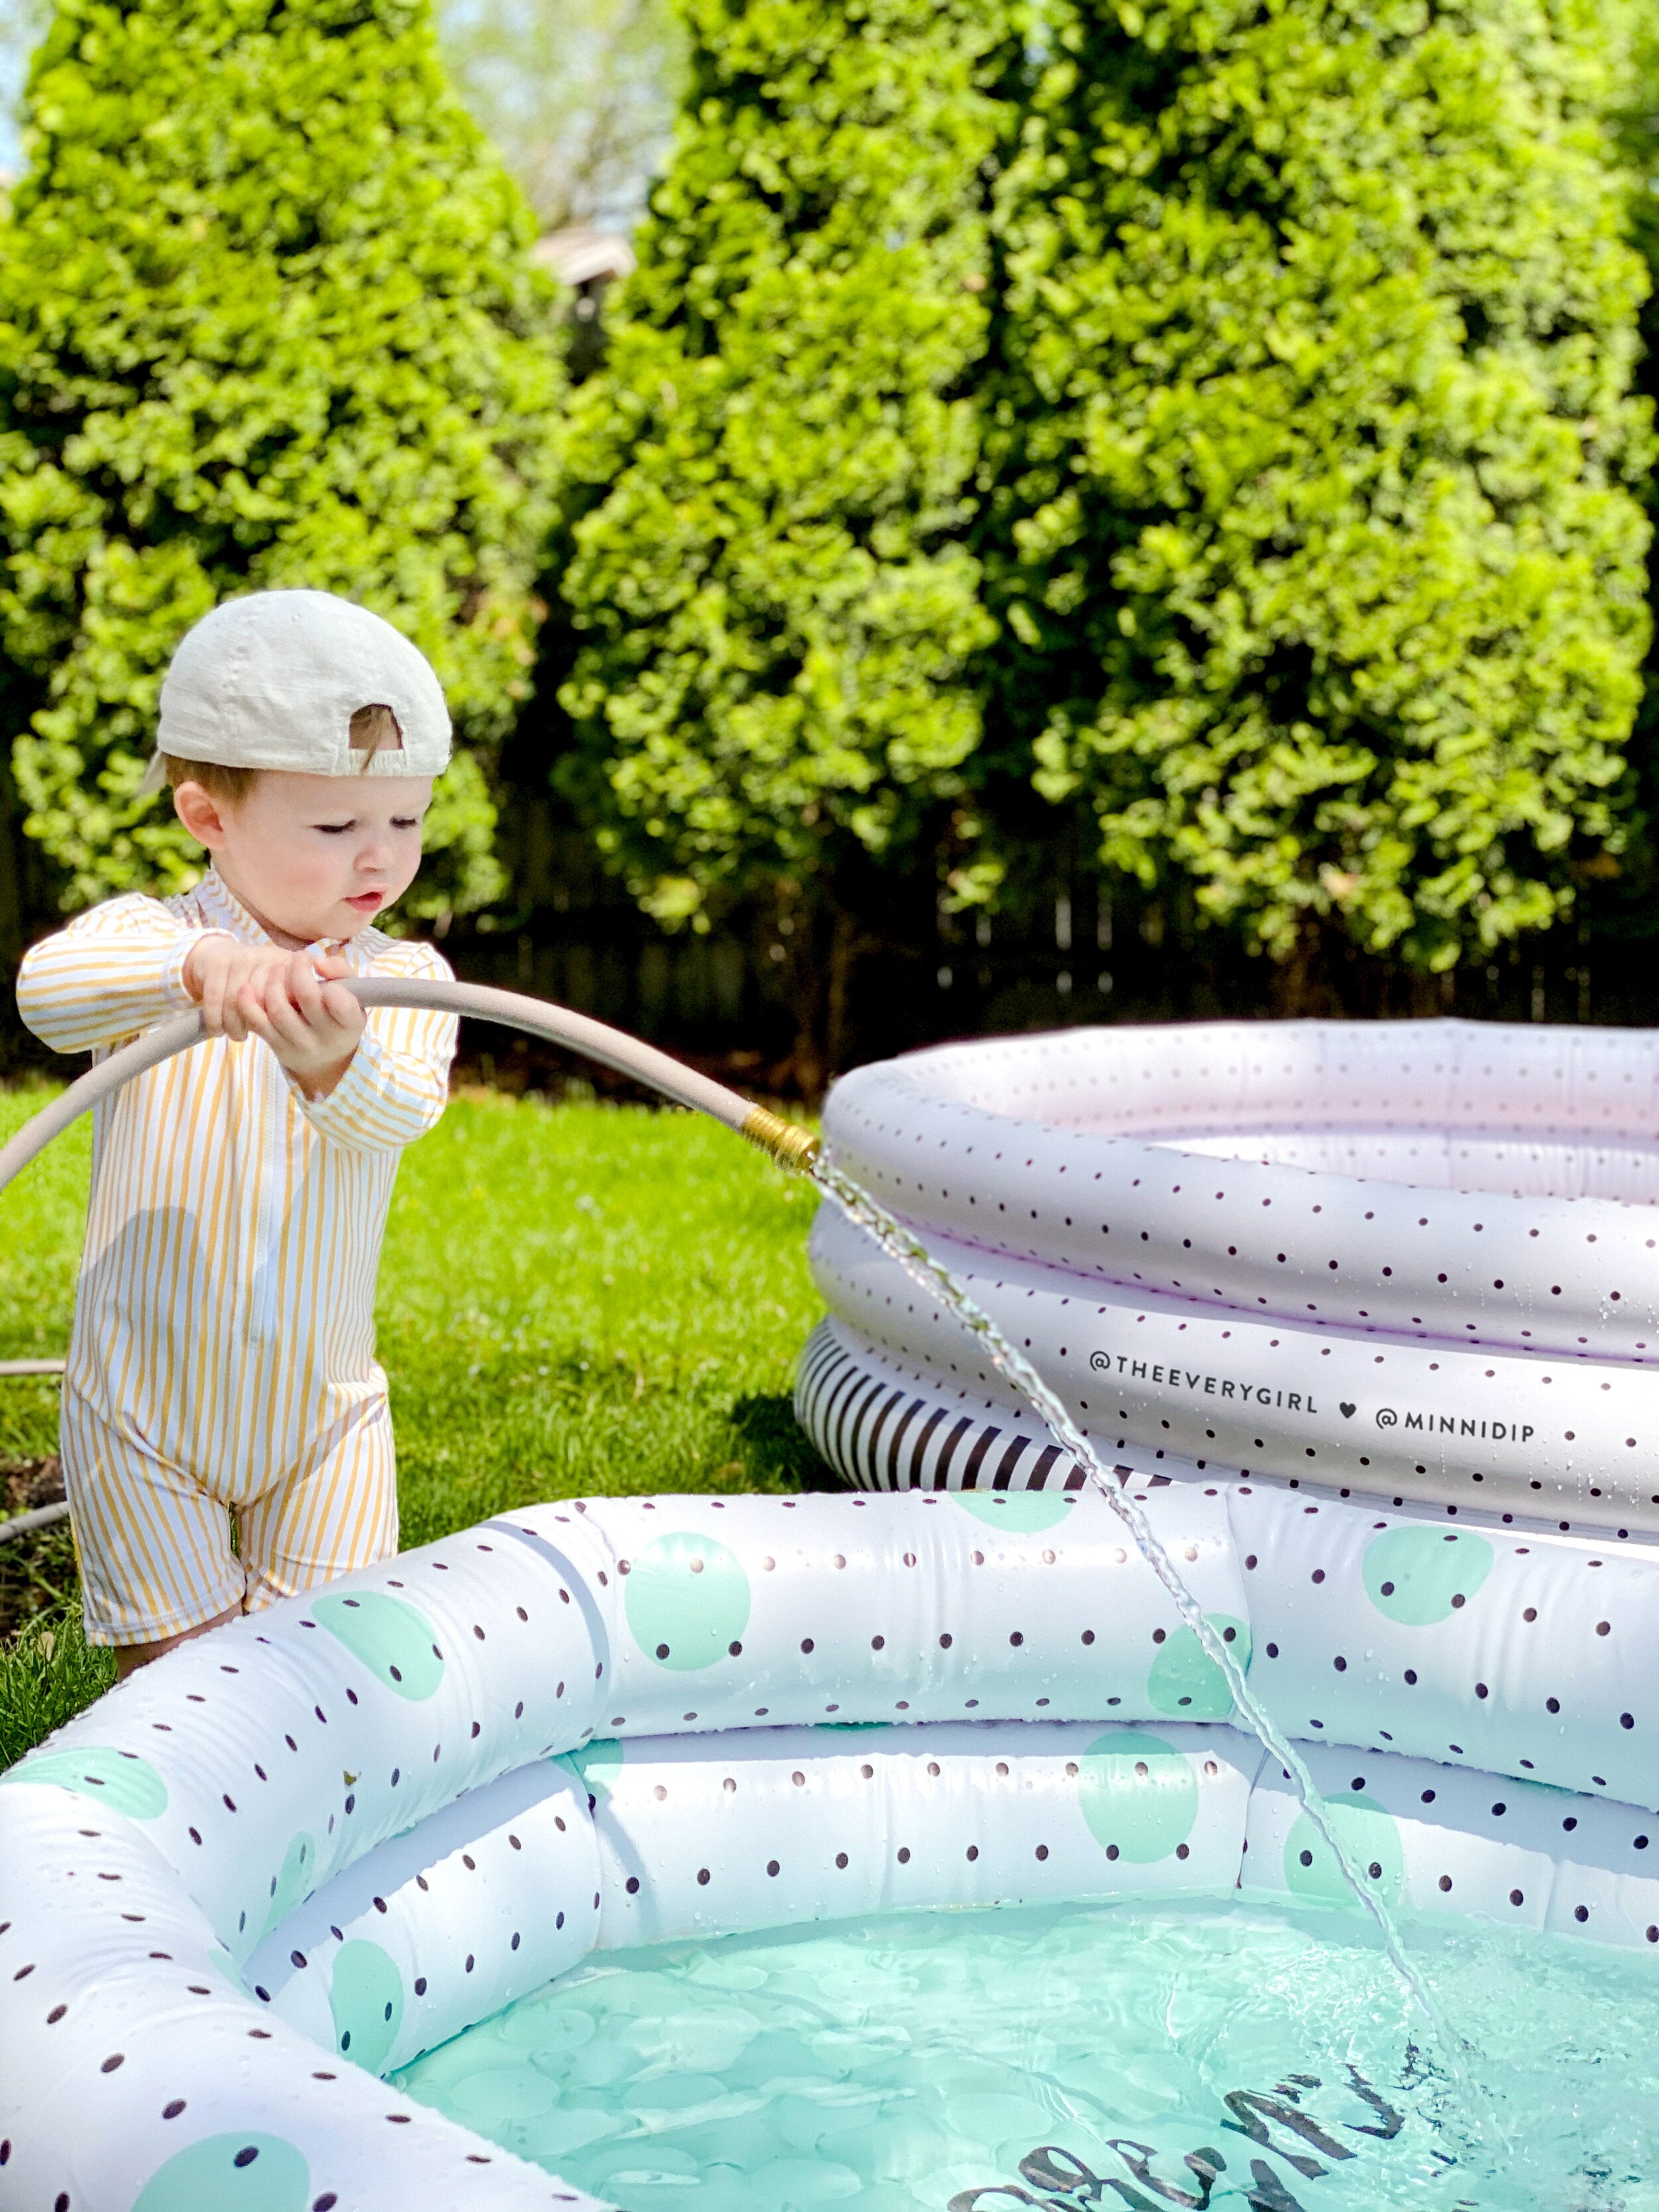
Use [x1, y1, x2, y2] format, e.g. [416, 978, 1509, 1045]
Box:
[800, 1019, 1659, 1531]
[6, 1480, 1659, 2211]
[6, 1017, 1659, 2208]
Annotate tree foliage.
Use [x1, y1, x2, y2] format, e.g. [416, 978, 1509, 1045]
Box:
[551, 0, 1013, 1070]
[552, 0, 1652, 1020]
[1606, 12, 1659, 946]
[979, 0, 1652, 972]
[0, 0, 565, 917]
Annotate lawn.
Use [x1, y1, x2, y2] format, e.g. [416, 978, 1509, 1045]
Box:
[0, 1084, 828, 1767]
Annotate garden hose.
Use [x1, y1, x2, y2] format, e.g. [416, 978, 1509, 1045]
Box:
[0, 978, 818, 1543]
[0, 975, 821, 1207]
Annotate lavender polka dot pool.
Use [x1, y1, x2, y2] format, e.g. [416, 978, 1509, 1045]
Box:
[803, 1019, 1659, 1532]
[7, 1019, 1659, 2212]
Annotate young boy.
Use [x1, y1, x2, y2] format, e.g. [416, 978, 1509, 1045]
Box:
[17, 589, 459, 1676]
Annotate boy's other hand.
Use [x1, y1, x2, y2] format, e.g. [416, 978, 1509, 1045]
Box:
[235, 952, 366, 1099]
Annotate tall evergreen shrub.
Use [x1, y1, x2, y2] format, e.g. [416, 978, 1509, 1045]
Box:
[0, 0, 564, 918]
[981, 0, 1652, 978]
[1609, 21, 1659, 954]
[552, 0, 1013, 1080]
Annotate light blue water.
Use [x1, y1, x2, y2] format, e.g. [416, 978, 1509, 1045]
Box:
[392, 1898, 1659, 2211]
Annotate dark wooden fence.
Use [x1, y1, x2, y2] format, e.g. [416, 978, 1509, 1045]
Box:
[4, 772, 1653, 1099]
[432, 788, 1656, 1100]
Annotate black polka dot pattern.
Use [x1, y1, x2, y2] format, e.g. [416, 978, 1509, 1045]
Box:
[584, 1486, 1250, 1743]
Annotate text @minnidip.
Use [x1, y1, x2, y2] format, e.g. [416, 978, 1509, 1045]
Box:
[1087, 1351, 1536, 1443]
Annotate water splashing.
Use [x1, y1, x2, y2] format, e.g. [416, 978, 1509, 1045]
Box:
[810, 1151, 1508, 2166]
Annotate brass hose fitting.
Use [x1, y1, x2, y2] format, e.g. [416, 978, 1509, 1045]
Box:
[741, 1106, 821, 1174]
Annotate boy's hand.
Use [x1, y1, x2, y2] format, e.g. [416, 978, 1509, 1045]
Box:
[183, 936, 304, 1041]
[235, 952, 366, 1100]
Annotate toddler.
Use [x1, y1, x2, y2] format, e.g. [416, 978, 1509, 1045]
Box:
[17, 590, 459, 1674]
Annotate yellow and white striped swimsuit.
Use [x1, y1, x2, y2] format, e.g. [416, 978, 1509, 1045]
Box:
[15, 871, 457, 1645]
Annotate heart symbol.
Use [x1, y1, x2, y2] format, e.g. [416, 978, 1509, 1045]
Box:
[1339, 1402, 1356, 1420]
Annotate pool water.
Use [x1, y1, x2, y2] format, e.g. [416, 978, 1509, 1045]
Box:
[392, 1899, 1659, 2212]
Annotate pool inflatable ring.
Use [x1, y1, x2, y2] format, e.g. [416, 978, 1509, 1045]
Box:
[5, 1487, 1659, 2211]
[801, 1019, 1659, 1536]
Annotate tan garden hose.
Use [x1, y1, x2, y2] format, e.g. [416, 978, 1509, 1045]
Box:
[0, 978, 819, 1542]
[0, 976, 821, 1202]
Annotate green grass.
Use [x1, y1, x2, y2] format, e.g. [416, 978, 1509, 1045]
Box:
[0, 1085, 828, 1766]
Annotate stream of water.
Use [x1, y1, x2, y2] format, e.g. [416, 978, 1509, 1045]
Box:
[807, 1155, 1506, 2171]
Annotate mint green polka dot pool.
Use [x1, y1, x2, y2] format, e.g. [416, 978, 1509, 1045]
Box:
[10, 1479, 1659, 2212]
[394, 1897, 1659, 2211]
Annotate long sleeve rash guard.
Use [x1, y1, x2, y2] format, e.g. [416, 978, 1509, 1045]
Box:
[16, 871, 457, 1490]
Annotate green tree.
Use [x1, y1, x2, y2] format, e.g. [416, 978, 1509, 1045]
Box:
[979, 0, 1652, 984]
[0, 0, 565, 921]
[1601, 14, 1659, 964]
[551, 0, 1014, 1086]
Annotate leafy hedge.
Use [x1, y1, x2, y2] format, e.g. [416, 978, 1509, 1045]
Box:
[551, 0, 1015, 1003]
[0, 0, 565, 919]
[557, 0, 1652, 999]
[979, 0, 1654, 973]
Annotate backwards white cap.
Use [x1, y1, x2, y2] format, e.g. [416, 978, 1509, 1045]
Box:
[139, 589, 452, 796]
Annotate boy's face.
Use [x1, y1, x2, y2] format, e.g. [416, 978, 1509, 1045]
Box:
[173, 770, 434, 945]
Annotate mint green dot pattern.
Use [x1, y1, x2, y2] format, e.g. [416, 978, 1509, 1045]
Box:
[1362, 1528, 1495, 1627]
[1076, 1731, 1198, 1862]
[1147, 1616, 1251, 1720]
[309, 1591, 444, 1700]
[131, 2132, 310, 2211]
[623, 1532, 751, 1671]
[259, 1832, 317, 1940]
[329, 1939, 405, 2073]
[952, 1491, 1075, 1533]
[1283, 1795, 1404, 1909]
[5, 1745, 168, 1819]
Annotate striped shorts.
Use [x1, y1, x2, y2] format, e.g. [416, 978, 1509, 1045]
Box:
[60, 1390, 399, 1647]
